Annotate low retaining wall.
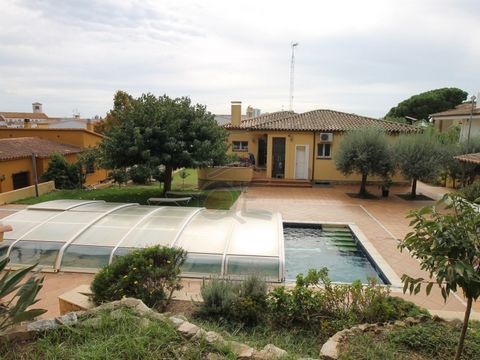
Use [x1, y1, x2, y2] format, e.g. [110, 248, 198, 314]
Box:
[198, 167, 253, 189]
[0, 181, 55, 205]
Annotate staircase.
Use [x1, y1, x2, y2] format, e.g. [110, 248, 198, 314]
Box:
[250, 178, 312, 188]
[322, 226, 358, 251]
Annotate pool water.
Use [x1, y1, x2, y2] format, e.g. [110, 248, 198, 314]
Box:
[284, 224, 386, 284]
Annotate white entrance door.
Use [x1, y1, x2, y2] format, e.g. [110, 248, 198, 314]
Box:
[295, 145, 309, 179]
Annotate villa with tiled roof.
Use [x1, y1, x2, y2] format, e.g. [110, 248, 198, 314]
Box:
[222, 101, 419, 185]
[430, 100, 480, 141]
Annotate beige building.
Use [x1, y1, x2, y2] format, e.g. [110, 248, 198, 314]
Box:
[224, 102, 419, 184]
[431, 100, 480, 141]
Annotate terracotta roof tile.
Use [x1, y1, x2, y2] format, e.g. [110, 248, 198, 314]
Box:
[224, 109, 419, 133]
[454, 152, 480, 165]
[0, 137, 83, 161]
[430, 102, 480, 118]
[0, 112, 49, 120]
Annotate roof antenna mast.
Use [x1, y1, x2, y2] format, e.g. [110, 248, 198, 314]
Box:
[289, 42, 299, 111]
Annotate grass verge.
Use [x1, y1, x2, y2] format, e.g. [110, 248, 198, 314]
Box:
[0, 308, 235, 360]
[339, 320, 480, 360]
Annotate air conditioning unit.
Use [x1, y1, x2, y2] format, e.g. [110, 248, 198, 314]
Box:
[319, 132, 333, 142]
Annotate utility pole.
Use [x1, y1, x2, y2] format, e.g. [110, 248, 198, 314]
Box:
[31, 153, 39, 197]
[289, 42, 299, 111]
[466, 95, 477, 147]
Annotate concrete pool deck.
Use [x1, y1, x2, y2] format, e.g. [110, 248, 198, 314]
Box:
[1, 181, 478, 320]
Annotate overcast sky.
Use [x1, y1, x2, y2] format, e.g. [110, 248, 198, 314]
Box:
[1, 0, 479, 118]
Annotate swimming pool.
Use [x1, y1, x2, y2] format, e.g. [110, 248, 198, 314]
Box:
[284, 223, 388, 284]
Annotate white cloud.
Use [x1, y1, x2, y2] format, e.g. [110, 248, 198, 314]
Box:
[0, 0, 478, 118]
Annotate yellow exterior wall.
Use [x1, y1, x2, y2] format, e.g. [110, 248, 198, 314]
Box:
[0, 181, 55, 205]
[0, 128, 103, 148]
[227, 129, 409, 183]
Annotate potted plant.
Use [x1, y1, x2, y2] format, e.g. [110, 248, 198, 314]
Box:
[380, 177, 392, 197]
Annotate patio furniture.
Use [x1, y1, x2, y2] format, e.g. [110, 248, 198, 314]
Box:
[147, 197, 192, 206]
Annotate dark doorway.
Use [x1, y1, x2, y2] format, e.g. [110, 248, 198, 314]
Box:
[12, 171, 30, 190]
[272, 137, 286, 178]
[257, 136, 267, 167]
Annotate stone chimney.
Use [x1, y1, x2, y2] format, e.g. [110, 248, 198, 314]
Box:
[86, 119, 94, 132]
[24, 119, 32, 129]
[231, 101, 242, 126]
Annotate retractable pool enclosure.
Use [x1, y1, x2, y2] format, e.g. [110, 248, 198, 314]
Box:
[0, 200, 285, 281]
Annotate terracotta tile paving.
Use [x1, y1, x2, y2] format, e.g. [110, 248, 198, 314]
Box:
[0, 182, 478, 320]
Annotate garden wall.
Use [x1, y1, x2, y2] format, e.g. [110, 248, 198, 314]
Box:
[0, 181, 55, 205]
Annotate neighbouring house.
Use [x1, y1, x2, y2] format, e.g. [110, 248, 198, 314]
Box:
[220, 101, 419, 185]
[0, 102, 100, 130]
[0, 127, 108, 193]
[430, 99, 480, 141]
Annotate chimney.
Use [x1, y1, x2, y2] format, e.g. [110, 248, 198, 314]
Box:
[86, 119, 94, 132]
[32, 102, 42, 113]
[231, 101, 242, 126]
[246, 105, 254, 118]
[24, 119, 32, 129]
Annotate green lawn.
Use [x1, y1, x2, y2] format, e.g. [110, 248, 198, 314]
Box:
[15, 169, 240, 210]
[0, 308, 234, 360]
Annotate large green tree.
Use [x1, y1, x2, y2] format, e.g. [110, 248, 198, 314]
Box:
[399, 194, 480, 360]
[386, 87, 468, 121]
[334, 127, 394, 197]
[395, 133, 444, 198]
[94, 90, 136, 134]
[100, 93, 229, 193]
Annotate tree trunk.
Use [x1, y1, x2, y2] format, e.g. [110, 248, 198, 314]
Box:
[455, 297, 473, 360]
[359, 173, 368, 197]
[411, 178, 417, 198]
[163, 165, 173, 195]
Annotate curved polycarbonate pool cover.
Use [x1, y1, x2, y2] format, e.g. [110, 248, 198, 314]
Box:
[1, 200, 285, 281]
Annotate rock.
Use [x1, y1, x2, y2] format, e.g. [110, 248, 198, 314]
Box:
[432, 315, 445, 322]
[330, 329, 349, 342]
[0, 324, 35, 342]
[204, 331, 224, 344]
[169, 316, 185, 328]
[356, 324, 375, 332]
[177, 321, 200, 337]
[193, 328, 207, 340]
[320, 339, 339, 360]
[80, 317, 102, 329]
[229, 341, 255, 359]
[110, 309, 125, 320]
[206, 353, 222, 360]
[394, 320, 406, 327]
[27, 319, 58, 332]
[55, 312, 78, 326]
[449, 319, 463, 328]
[134, 302, 152, 316]
[149, 312, 167, 322]
[176, 314, 188, 321]
[138, 317, 151, 329]
[120, 298, 142, 308]
[254, 344, 287, 359]
[405, 317, 420, 325]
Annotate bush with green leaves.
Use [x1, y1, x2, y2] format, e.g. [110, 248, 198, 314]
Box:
[91, 246, 187, 311]
[109, 168, 128, 185]
[458, 181, 480, 203]
[196, 275, 268, 326]
[128, 165, 152, 185]
[0, 258, 46, 331]
[268, 268, 427, 333]
[41, 153, 82, 189]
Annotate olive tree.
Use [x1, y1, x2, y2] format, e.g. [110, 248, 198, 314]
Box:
[335, 127, 394, 197]
[399, 194, 480, 360]
[395, 133, 444, 198]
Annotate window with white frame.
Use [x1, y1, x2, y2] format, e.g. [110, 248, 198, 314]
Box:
[232, 141, 248, 152]
[317, 143, 331, 158]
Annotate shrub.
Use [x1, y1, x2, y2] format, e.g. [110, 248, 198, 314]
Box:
[91, 246, 187, 311]
[458, 180, 480, 203]
[197, 277, 238, 319]
[196, 275, 268, 326]
[128, 165, 152, 184]
[41, 153, 82, 189]
[109, 168, 128, 185]
[0, 258, 46, 331]
[267, 268, 427, 333]
[152, 166, 165, 184]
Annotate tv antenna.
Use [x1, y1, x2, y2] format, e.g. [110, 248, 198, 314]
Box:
[289, 42, 299, 111]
